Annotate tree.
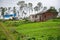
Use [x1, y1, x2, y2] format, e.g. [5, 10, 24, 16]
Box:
[17, 1, 25, 5]
[17, 1, 25, 10]
[13, 7, 16, 18]
[23, 3, 27, 13]
[28, 3, 33, 15]
[13, 7, 16, 14]
[4, 7, 7, 11]
[34, 2, 43, 13]
[8, 7, 11, 11]
[17, 1, 25, 17]
[48, 36, 55, 40]
[1, 7, 6, 19]
[49, 7, 57, 12]
[8, 7, 11, 10]
[37, 2, 42, 10]
[42, 6, 47, 12]
[43, 7, 47, 10]
[59, 8, 60, 13]
[8, 7, 11, 14]
[22, 11, 27, 19]
[34, 6, 39, 13]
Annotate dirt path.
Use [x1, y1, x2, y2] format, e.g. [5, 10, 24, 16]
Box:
[0, 22, 16, 40]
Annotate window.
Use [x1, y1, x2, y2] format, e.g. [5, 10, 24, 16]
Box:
[32, 15, 34, 18]
[44, 15, 46, 18]
[35, 15, 37, 18]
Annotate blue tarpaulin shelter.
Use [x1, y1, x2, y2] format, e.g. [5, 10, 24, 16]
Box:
[4, 13, 16, 18]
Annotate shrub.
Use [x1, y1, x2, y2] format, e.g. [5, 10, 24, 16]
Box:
[32, 37, 35, 40]
[48, 36, 55, 40]
[57, 36, 60, 40]
[41, 35, 44, 37]
[27, 37, 35, 40]
[28, 38, 31, 40]
[0, 35, 7, 40]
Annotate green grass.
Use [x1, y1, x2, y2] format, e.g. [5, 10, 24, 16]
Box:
[15, 22, 60, 40]
[0, 19, 60, 40]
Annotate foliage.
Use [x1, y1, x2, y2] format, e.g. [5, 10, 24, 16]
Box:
[37, 2, 42, 10]
[0, 31, 7, 40]
[1, 7, 6, 16]
[27, 37, 35, 40]
[48, 7, 57, 12]
[17, 1, 25, 5]
[13, 7, 16, 14]
[48, 36, 55, 40]
[34, 6, 39, 12]
[57, 36, 60, 40]
[28, 3, 33, 7]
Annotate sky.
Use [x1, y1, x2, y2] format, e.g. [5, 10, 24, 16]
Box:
[0, 0, 60, 10]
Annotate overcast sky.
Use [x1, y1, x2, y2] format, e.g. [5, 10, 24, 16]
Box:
[0, 0, 60, 10]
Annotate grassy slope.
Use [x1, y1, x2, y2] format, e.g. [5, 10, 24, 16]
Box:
[15, 22, 60, 40]
[0, 19, 60, 40]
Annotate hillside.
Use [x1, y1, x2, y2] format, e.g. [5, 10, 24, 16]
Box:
[0, 19, 60, 40]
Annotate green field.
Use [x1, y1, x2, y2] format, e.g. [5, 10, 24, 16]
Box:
[0, 19, 60, 40]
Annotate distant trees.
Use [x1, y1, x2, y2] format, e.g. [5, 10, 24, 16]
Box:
[17, 1, 33, 18]
[17, 1, 49, 19]
[0, 1, 58, 20]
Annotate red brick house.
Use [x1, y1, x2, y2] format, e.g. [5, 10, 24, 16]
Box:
[29, 9, 58, 22]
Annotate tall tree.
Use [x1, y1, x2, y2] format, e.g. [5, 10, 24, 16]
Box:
[8, 7, 11, 10]
[17, 1, 25, 11]
[17, 1, 25, 5]
[59, 8, 60, 13]
[1, 7, 6, 19]
[8, 7, 11, 14]
[13, 7, 16, 14]
[34, 6, 39, 13]
[37, 2, 42, 10]
[22, 11, 27, 18]
[4, 7, 7, 11]
[23, 4, 27, 11]
[43, 7, 47, 10]
[13, 7, 16, 17]
[42, 6, 47, 12]
[17, 1, 25, 17]
[28, 3, 33, 15]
